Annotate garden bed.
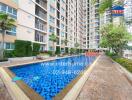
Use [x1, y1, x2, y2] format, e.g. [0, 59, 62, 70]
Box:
[114, 58, 132, 73]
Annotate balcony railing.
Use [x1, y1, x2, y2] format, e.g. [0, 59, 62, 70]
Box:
[36, 0, 47, 10]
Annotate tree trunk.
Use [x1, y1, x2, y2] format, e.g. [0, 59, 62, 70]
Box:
[0, 30, 6, 59]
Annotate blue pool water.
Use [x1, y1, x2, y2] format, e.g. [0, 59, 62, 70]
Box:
[10, 55, 96, 100]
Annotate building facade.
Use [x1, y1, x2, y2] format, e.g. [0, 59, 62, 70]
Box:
[87, 0, 100, 50]
[123, 0, 132, 59]
[0, 0, 88, 53]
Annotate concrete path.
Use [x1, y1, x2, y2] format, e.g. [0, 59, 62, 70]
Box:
[0, 78, 12, 100]
[77, 55, 132, 100]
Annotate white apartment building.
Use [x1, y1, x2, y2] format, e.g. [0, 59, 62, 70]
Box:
[0, 0, 88, 53]
[87, 0, 100, 49]
[123, 0, 132, 59]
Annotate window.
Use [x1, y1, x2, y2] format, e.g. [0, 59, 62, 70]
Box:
[13, 9, 17, 15]
[7, 6, 12, 13]
[50, 6, 55, 13]
[49, 16, 55, 23]
[6, 26, 16, 36]
[0, 3, 6, 12]
[61, 24, 65, 30]
[61, 32, 65, 37]
[49, 26, 54, 33]
[61, 7, 65, 13]
[4, 42, 14, 50]
[50, 0, 55, 3]
[61, 16, 65, 21]
[0, 3, 17, 19]
[61, 0, 65, 3]
[35, 31, 46, 42]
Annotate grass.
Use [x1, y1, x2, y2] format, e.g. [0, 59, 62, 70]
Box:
[114, 58, 132, 73]
[105, 51, 132, 73]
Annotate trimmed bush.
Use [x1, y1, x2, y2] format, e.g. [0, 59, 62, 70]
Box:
[32, 43, 40, 56]
[47, 51, 53, 56]
[4, 50, 15, 58]
[14, 40, 32, 57]
[26, 41, 32, 56]
[70, 48, 76, 54]
[55, 46, 61, 54]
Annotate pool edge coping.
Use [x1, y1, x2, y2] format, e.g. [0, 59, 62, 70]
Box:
[0, 54, 100, 100]
[2, 54, 84, 68]
[54, 55, 101, 100]
[0, 67, 44, 100]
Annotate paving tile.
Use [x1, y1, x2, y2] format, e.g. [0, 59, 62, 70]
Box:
[77, 55, 132, 100]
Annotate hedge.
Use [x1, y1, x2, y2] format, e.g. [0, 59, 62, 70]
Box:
[32, 43, 41, 56]
[70, 48, 76, 54]
[14, 40, 40, 57]
[4, 50, 15, 58]
[14, 40, 32, 57]
[55, 46, 61, 54]
[115, 58, 132, 73]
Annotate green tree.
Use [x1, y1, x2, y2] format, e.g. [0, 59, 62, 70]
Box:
[93, 0, 123, 14]
[100, 23, 132, 55]
[49, 33, 57, 55]
[0, 13, 15, 59]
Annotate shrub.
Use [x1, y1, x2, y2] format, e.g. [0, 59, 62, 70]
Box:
[80, 49, 83, 53]
[55, 46, 61, 54]
[47, 51, 53, 56]
[26, 41, 32, 56]
[70, 48, 76, 54]
[14, 40, 32, 57]
[105, 51, 118, 58]
[115, 58, 132, 73]
[32, 43, 40, 56]
[4, 50, 15, 58]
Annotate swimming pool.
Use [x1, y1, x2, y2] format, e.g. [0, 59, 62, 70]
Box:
[9, 55, 96, 100]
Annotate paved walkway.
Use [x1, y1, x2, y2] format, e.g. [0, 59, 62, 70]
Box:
[0, 78, 12, 100]
[77, 55, 132, 100]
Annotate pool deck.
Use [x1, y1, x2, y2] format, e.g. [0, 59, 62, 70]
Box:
[0, 78, 12, 100]
[77, 55, 132, 100]
[0, 55, 132, 100]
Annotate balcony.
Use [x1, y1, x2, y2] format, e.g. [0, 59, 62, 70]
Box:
[35, 18, 47, 32]
[36, 0, 47, 10]
[35, 31, 47, 43]
[35, 5, 47, 21]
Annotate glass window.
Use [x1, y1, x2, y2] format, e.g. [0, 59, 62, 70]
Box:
[8, 6, 12, 13]
[6, 26, 16, 36]
[0, 3, 17, 19]
[0, 3, 7, 12]
[50, 6, 55, 13]
[6, 43, 10, 49]
[49, 26, 54, 33]
[13, 9, 17, 15]
[49, 16, 55, 23]
[5, 43, 14, 50]
[35, 31, 46, 42]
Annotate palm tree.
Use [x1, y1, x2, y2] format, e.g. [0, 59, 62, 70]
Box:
[0, 13, 15, 59]
[49, 33, 57, 55]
